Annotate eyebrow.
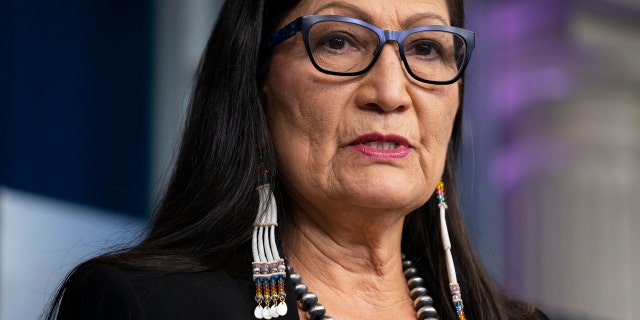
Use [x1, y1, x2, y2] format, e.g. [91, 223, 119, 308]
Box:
[314, 1, 374, 23]
[313, 1, 450, 29]
[401, 12, 449, 29]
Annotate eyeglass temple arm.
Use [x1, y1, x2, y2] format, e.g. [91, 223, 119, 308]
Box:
[264, 19, 302, 48]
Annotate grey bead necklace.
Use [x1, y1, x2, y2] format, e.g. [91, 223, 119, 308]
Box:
[287, 254, 438, 320]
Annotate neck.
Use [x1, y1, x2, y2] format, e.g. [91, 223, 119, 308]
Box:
[284, 204, 416, 319]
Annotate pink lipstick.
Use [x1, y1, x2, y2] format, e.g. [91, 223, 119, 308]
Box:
[348, 133, 412, 159]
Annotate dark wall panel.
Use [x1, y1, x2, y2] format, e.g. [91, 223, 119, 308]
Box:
[1, 0, 152, 215]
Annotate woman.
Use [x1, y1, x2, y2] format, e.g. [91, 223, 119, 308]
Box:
[47, 0, 547, 319]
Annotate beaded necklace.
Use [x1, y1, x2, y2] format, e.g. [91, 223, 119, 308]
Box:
[287, 255, 439, 320]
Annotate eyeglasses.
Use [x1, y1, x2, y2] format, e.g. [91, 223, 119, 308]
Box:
[265, 15, 475, 85]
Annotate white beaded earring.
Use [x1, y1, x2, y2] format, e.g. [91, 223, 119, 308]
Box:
[251, 169, 287, 319]
[437, 181, 466, 320]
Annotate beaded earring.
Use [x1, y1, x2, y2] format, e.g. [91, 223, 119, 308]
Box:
[437, 181, 466, 320]
[251, 166, 287, 319]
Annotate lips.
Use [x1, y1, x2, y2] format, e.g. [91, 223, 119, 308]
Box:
[348, 133, 412, 159]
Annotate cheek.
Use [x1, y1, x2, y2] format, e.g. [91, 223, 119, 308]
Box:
[414, 85, 459, 179]
[441, 86, 461, 140]
[264, 81, 338, 151]
[265, 50, 315, 130]
[264, 50, 354, 152]
[417, 86, 459, 144]
[262, 57, 347, 181]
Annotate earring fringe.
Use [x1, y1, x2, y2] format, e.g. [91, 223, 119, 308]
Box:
[252, 183, 287, 319]
[437, 181, 466, 320]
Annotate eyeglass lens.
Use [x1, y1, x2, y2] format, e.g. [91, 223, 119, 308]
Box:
[308, 21, 467, 82]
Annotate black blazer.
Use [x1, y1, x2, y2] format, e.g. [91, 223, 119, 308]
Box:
[57, 263, 299, 320]
[57, 263, 550, 319]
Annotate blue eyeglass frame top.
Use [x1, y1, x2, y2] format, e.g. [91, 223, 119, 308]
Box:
[264, 15, 476, 85]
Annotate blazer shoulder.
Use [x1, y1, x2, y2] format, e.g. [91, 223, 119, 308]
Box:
[57, 263, 145, 320]
[57, 262, 257, 320]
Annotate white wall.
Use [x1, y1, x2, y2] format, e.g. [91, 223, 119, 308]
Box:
[0, 188, 145, 320]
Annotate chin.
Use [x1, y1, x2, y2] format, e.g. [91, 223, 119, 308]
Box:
[348, 184, 428, 212]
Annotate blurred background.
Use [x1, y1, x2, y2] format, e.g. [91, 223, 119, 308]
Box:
[1, 0, 638, 319]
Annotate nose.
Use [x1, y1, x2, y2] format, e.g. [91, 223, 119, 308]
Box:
[354, 43, 413, 113]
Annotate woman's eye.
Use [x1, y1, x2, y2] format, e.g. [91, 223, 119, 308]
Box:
[317, 34, 354, 51]
[326, 36, 346, 50]
[409, 40, 443, 58]
[416, 43, 434, 55]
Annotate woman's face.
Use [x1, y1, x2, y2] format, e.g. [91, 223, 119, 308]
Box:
[263, 0, 459, 216]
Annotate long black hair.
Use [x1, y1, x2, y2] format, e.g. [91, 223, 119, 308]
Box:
[47, 0, 539, 319]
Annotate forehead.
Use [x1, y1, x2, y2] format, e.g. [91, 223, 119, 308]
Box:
[288, 0, 451, 28]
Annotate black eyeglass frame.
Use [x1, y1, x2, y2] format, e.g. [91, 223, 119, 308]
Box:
[265, 15, 476, 85]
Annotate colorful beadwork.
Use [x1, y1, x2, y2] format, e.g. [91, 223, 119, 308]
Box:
[436, 181, 446, 205]
[255, 279, 263, 304]
[270, 277, 277, 300]
[277, 275, 285, 301]
[253, 260, 287, 319]
[451, 283, 466, 320]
